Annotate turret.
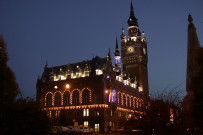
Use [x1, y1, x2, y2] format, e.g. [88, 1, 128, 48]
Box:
[120, 27, 126, 42]
[114, 37, 121, 69]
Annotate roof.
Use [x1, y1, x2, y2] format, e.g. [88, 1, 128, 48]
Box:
[41, 56, 107, 79]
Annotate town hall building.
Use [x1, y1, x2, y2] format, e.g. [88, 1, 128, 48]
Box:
[36, 1, 149, 133]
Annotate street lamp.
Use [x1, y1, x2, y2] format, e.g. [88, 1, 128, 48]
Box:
[66, 83, 70, 89]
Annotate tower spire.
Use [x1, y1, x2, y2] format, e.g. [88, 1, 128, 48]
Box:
[128, 0, 138, 27]
[130, 0, 134, 17]
[114, 37, 120, 57]
[120, 27, 126, 40]
[114, 37, 121, 68]
[44, 60, 48, 69]
[107, 48, 111, 61]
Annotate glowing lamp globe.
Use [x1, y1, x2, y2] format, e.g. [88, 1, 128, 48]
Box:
[66, 84, 70, 89]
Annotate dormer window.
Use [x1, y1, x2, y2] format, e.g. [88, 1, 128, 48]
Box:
[76, 65, 82, 78]
[96, 69, 103, 75]
[84, 71, 89, 77]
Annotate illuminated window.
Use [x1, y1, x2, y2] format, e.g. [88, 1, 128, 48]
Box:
[97, 111, 99, 116]
[95, 124, 99, 132]
[84, 121, 88, 127]
[96, 69, 103, 75]
[112, 89, 116, 103]
[94, 110, 99, 116]
[110, 110, 113, 116]
[83, 109, 89, 117]
[47, 111, 52, 118]
[84, 71, 89, 76]
[109, 121, 112, 127]
[55, 111, 60, 118]
[74, 122, 78, 127]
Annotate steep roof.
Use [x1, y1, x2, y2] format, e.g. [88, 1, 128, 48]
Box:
[42, 56, 107, 79]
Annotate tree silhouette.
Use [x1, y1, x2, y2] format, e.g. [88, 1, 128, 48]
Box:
[0, 37, 50, 134]
[0, 36, 19, 106]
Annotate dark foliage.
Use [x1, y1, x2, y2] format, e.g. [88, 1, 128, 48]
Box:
[0, 36, 19, 107]
[1, 98, 51, 135]
[0, 37, 51, 135]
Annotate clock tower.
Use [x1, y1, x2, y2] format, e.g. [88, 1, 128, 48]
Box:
[121, 1, 149, 97]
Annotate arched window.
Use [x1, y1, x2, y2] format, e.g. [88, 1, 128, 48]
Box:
[54, 92, 61, 106]
[123, 95, 126, 107]
[82, 89, 89, 104]
[119, 93, 121, 105]
[127, 96, 130, 107]
[46, 93, 52, 107]
[63, 91, 70, 106]
[131, 97, 133, 108]
[72, 90, 79, 105]
[136, 99, 139, 108]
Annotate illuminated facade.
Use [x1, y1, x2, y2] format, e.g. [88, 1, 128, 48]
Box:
[36, 1, 149, 133]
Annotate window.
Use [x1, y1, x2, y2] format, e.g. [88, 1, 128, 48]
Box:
[84, 121, 88, 127]
[54, 92, 61, 106]
[96, 69, 103, 75]
[63, 91, 70, 106]
[97, 111, 99, 116]
[74, 122, 78, 127]
[94, 110, 99, 116]
[109, 121, 112, 127]
[55, 111, 60, 118]
[83, 109, 89, 117]
[123, 95, 126, 107]
[118, 93, 121, 105]
[46, 93, 52, 107]
[95, 124, 99, 132]
[47, 111, 52, 118]
[72, 91, 79, 105]
[127, 96, 130, 107]
[112, 89, 116, 103]
[82, 89, 90, 104]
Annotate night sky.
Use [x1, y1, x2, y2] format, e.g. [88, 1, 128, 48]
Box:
[0, 0, 202, 98]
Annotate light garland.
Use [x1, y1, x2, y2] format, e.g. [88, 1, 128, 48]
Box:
[53, 91, 63, 106]
[44, 88, 143, 109]
[45, 92, 54, 107]
[45, 88, 92, 106]
[43, 104, 109, 111]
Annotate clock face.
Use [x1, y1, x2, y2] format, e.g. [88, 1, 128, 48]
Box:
[127, 46, 134, 53]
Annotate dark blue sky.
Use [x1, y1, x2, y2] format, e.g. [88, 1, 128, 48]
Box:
[0, 0, 202, 98]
